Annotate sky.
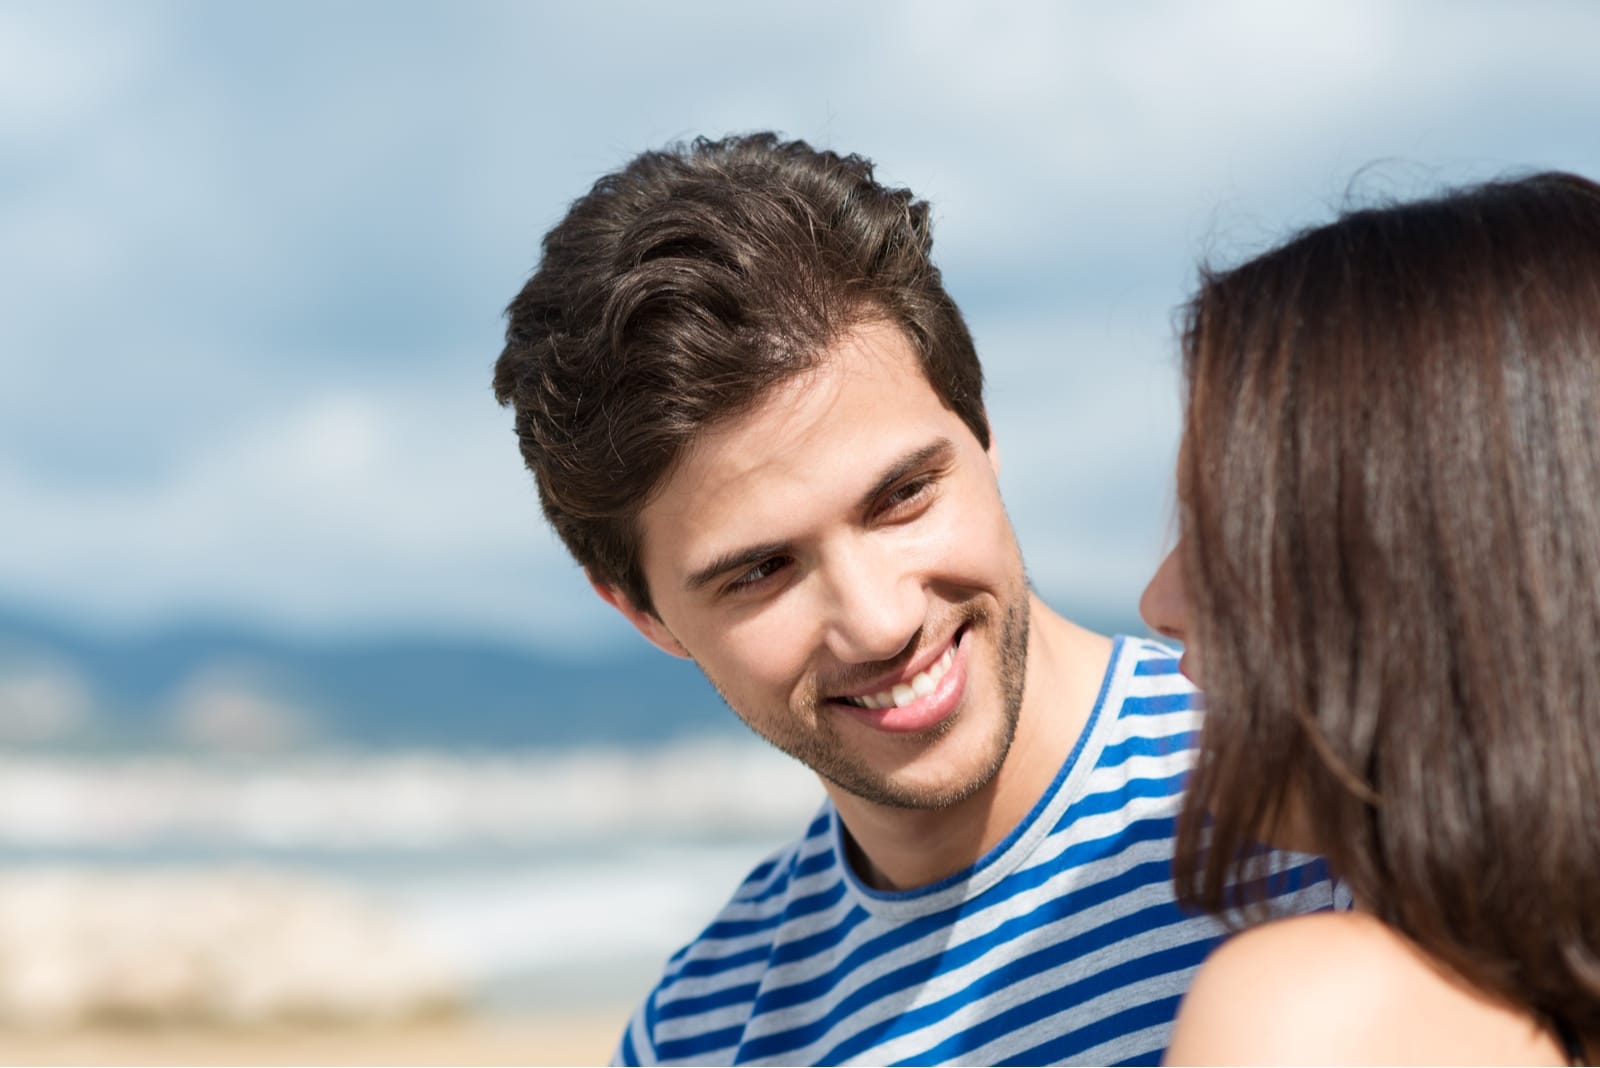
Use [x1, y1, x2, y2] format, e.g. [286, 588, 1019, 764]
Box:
[5, 0, 1600, 655]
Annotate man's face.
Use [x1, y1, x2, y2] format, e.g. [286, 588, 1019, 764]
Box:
[609, 321, 1031, 809]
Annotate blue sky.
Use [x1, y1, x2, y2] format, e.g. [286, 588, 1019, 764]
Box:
[5, 0, 1600, 653]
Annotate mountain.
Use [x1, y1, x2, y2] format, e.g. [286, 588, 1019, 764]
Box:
[0, 601, 1145, 753]
[0, 604, 732, 751]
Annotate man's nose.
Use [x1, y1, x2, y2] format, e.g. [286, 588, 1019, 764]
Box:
[819, 540, 927, 665]
[1139, 546, 1190, 644]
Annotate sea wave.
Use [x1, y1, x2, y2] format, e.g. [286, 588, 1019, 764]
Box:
[0, 739, 828, 1023]
[0, 737, 822, 850]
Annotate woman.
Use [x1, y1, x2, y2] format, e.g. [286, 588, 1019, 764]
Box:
[1141, 172, 1600, 1065]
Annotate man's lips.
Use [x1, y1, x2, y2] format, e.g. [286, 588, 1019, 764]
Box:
[835, 643, 957, 710]
[826, 626, 971, 734]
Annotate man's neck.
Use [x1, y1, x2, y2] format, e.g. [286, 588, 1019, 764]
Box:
[829, 600, 1113, 892]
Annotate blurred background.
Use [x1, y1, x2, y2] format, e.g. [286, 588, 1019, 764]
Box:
[3, 0, 1599, 1063]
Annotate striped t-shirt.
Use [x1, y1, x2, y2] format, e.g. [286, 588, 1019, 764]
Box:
[616, 635, 1337, 1066]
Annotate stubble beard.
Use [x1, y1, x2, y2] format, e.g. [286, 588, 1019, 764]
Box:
[711, 590, 1032, 811]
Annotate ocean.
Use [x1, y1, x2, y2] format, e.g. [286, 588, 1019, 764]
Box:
[0, 739, 823, 1031]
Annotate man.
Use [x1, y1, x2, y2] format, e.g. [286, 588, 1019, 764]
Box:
[493, 133, 1335, 1065]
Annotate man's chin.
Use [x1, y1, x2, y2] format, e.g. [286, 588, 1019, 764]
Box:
[812, 730, 1015, 812]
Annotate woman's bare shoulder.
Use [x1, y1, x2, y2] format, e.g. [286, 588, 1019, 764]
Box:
[1163, 912, 1563, 1065]
[1164, 913, 1401, 1064]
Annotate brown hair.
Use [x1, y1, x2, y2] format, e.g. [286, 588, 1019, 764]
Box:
[492, 133, 987, 616]
[1174, 172, 1600, 1045]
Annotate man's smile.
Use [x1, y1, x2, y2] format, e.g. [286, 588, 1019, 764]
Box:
[826, 625, 971, 734]
[837, 644, 956, 710]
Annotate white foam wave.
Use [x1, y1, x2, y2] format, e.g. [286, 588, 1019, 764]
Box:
[0, 738, 823, 849]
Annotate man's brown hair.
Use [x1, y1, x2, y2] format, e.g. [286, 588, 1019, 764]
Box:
[1174, 172, 1600, 1047]
[492, 133, 987, 616]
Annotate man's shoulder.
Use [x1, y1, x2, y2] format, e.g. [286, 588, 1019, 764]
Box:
[614, 807, 849, 1065]
[1077, 634, 1202, 767]
[644, 808, 846, 989]
[1110, 634, 1195, 694]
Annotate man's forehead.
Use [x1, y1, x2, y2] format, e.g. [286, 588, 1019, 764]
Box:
[642, 424, 944, 556]
[649, 327, 902, 488]
[634, 329, 969, 582]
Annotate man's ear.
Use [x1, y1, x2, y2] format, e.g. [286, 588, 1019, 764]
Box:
[587, 574, 691, 659]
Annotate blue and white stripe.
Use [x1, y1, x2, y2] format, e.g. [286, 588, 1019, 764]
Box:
[617, 636, 1335, 1066]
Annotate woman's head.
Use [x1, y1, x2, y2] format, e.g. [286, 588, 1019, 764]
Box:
[1153, 172, 1600, 1034]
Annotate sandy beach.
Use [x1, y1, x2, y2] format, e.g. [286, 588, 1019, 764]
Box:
[0, 1013, 629, 1067]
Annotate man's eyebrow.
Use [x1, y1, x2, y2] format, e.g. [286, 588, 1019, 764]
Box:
[685, 541, 793, 594]
[683, 439, 957, 595]
[856, 439, 955, 512]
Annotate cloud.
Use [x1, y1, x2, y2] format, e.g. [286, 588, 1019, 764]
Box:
[0, 4, 155, 142]
[0, 362, 611, 645]
[4, 1, 1600, 648]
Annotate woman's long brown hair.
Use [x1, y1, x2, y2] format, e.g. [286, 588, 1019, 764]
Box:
[1174, 172, 1600, 1047]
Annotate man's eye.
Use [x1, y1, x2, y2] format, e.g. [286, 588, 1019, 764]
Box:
[882, 477, 934, 512]
[725, 556, 789, 594]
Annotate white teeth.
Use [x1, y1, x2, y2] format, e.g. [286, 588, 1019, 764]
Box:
[842, 645, 956, 710]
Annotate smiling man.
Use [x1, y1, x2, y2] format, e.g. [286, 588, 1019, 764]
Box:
[492, 133, 1336, 1065]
